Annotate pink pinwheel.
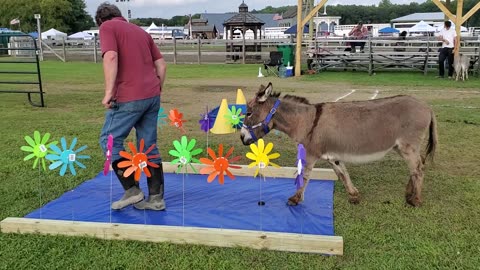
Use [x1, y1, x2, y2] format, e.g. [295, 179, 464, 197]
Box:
[295, 144, 306, 190]
[103, 134, 113, 176]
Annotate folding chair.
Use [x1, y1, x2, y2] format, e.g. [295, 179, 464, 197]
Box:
[264, 51, 283, 76]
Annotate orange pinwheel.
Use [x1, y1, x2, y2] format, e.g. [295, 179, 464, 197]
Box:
[118, 139, 160, 181]
[168, 108, 187, 133]
[199, 144, 241, 185]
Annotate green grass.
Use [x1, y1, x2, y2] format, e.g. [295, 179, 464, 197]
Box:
[1, 61, 480, 269]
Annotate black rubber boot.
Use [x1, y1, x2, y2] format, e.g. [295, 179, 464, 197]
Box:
[111, 158, 144, 210]
[134, 163, 165, 211]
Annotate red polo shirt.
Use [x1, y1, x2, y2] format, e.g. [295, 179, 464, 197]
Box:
[100, 17, 163, 102]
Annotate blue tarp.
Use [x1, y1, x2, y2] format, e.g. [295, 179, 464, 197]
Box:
[379, 27, 399, 33]
[284, 24, 309, 34]
[26, 171, 335, 236]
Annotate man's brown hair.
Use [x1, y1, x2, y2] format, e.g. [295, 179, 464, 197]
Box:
[95, 2, 122, 26]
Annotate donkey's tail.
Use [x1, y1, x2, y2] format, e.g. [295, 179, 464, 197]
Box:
[425, 110, 438, 163]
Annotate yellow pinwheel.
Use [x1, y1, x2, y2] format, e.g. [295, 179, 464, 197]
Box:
[245, 139, 280, 177]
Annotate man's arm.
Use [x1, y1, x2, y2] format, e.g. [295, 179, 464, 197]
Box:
[154, 58, 167, 90]
[102, 51, 118, 108]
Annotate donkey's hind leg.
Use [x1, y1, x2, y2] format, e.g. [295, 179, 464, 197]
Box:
[328, 160, 360, 204]
[395, 144, 424, 207]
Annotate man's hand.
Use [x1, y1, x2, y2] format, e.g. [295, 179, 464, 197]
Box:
[102, 92, 114, 109]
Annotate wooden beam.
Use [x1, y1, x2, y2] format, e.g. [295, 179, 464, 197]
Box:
[461, 1, 480, 24]
[301, 0, 329, 27]
[0, 218, 344, 255]
[162, 162, 338, 181]
[295, 0, 303, 77]
[432, 0, 456, 21]
[455, 0, 464, 55]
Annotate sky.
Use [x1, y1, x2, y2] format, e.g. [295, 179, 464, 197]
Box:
[84, 0, 426, 20]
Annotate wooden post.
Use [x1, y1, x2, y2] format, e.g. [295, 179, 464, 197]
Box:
[368, 36, 373, 75]
[454, 0, 464, 57]
[476, 46, 480, 77]
[242, 27, 246, 65]
[197, 37, 201, 65]
[93, 35, 98, 63]
[173, 37, 177, 65]
[62, 38, 66, 62]
[424, 35, 430, 75]
[295, 0, 303, 76]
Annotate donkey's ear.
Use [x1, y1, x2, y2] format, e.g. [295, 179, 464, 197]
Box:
[256, 82, 273, 103]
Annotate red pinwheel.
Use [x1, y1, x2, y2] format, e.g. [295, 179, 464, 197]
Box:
[200, 144, 241, 185]
[169, 108, 187, 133]
[118, 139, 160, 181]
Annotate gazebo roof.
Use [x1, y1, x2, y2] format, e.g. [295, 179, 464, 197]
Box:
[223, 1, 265, 26]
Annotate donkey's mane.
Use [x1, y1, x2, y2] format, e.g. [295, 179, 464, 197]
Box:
[282, 94, 311, 105]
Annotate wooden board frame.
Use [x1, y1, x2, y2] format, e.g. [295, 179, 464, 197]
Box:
[0, 165, 343, 255]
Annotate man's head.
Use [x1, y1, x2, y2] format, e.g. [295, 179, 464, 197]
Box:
[357, 21, 363, 27]
[444, 21, 452, 29]
[95, 2, 122, 26]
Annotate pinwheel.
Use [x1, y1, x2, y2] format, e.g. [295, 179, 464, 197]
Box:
[198, 106, 215, 133]
[117, 139, 160, 181]
[169, 136, 202, 173]
[295, 144, 306, 190]
[224, 105, 245, 129]
[245, 139, 280, 177]
[199, 144, 241, 184]
[46, 137, 90, 176]
[168, 108, 187, 133]
[157, 107, 168, 128]
[103, 134, 114, 176]
[21, 131, 58, 171]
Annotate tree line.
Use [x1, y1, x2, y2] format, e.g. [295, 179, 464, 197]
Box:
[0, 0, 94, 34]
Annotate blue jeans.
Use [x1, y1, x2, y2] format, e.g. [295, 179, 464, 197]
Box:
[99, 96, 161, 164]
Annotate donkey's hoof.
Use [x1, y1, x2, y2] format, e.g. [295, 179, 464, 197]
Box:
[348, 196, 360, 204]
[287, 195, 302, 206]
[287, 200, 298, 206]
[406, 197, 422, 207]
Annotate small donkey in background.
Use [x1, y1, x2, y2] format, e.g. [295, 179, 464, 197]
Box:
[454, 53, 471, 81]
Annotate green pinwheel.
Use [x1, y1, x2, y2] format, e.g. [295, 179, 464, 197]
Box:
[21, 131, 58, 170]
[169, 136, 202, 173]
[224, 105, 245, 129]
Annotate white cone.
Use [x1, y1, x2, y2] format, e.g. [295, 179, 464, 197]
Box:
[258, 67, 264, 78]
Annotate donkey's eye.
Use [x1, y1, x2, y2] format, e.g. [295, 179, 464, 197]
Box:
[246, 112, 252, 117]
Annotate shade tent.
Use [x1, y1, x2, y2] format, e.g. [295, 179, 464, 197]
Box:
[378, 27, 399, 34]
[28, 32, 38, 39]
[41, 28, 67, 40]
[284, 24, 309, 34]
[408, 20, 437, 33]
[68, 31, 93, 40]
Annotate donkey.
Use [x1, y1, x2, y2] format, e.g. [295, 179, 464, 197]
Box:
[240, 83, 438, 207]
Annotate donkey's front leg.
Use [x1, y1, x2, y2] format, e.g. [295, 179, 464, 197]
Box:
[287, 156, 317, 206]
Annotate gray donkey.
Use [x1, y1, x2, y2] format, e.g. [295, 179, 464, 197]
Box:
[241, 83, 438, 207]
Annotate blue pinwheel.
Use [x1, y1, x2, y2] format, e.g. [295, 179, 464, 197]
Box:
[295, 144, 306, 190]
[46, 137, 90, 176]
[198, 106, 215, 133]
[157, 107, 168, 128]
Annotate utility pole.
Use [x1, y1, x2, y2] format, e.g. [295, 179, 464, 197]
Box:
[34, 14, 43, 61]
[115, 0, 131, 22]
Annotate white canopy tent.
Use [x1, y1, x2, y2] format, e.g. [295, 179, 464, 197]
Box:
[41, 28, 67, 40]
[68, 31, 93, 40]
[408, 20, 437, 33]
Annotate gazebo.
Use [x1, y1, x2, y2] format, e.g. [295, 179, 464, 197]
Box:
[223, 1, 264, 63]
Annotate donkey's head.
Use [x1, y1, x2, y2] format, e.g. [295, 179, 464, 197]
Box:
[240, 82, 280, 145]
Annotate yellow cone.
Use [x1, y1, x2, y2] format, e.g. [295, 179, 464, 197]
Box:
[236, 88, 246, 105]
[210, 99, 235, 134]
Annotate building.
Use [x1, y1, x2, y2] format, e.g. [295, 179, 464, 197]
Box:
[187, 18, 218, 39]
[391, 12, 445, 32]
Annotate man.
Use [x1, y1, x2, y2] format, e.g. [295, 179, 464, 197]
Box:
[348, 21, 368, 53]
[96, 3, 167, 211]
[437, 21, 457, 79]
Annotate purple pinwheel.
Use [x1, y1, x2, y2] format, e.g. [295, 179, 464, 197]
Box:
[198, 106, 215, 133]
[295, 144, 306, 190]
[103, 134, 113, 176]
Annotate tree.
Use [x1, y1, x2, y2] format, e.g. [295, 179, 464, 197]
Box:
[0, 0, 94, 33]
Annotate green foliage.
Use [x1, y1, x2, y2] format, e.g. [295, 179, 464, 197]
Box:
[131, 14, 200, 27]
[0, 0, 94, 34]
